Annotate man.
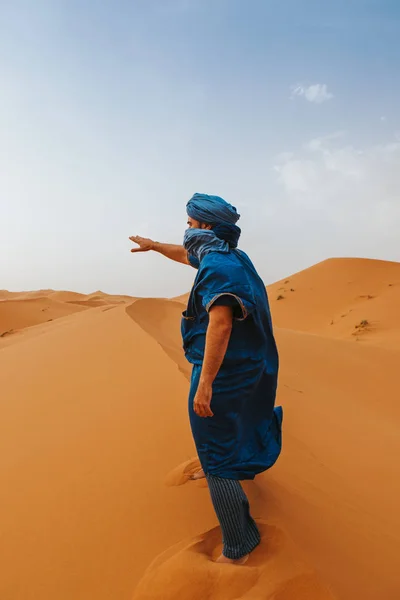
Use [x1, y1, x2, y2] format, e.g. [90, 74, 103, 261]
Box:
[130, 193, 282, 565]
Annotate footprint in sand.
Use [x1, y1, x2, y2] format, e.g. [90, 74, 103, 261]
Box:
[164, 458, 208, 488]
[132, 522, 334, 600]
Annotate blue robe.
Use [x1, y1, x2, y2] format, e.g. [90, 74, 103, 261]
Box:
[181, 248, 283, 480]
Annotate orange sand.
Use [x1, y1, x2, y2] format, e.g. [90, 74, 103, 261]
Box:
[0, 290, 136, 340]
[0, 296, 88, 338]
[269, 258, 400, 348]
[0, 258, 399, 600]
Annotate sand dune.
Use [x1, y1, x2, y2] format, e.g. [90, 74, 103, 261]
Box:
[0, 258, 399, 600]
[126, 298, 191, 379]
[0, 306, 208, 600]
[172, 292, 190, 304]
[0, 290, 21, 300]
[269, 258, 400, 347]
[48, 291, 88, 302]
[67, 298, 110, 307]
[0, 289, 136, 339]
[87, 291, 135, 304]
[0, 289, 55, 301]
[48, 290, 135, 306]
[0, 296, 88, 338]
[66, 293, 135, 309]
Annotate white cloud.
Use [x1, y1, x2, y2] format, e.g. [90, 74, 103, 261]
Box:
[291, 83, 334, 104]
[275, 151, 294, 162]
[304, 131, 345, 152]
[273, 133, 400, 243]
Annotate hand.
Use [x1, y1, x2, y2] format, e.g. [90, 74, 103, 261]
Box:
[193, 382, 214, 418]
[129, 235, 155, 253]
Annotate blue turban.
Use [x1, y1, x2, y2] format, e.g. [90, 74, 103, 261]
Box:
[186, 193, 241, 248]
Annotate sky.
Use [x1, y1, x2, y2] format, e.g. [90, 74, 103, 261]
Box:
[1, 0, 399, 297]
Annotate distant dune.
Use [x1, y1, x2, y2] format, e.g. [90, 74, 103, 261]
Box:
[48, 291, 88, 302]
[172, 292, 191, 304]
[0, 258, 399, 600]
[268, 258, 400, 348]
[0, 290, 136, 339]
[0, 296, 88, 337]
[0, 289, 55, 301]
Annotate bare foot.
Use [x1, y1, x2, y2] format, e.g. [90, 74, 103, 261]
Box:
[215, 553, 249, 565]
[190, 468, 206, 481]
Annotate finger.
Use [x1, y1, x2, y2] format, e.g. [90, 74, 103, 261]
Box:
[203, 404, 213, 417]
[200, 406, 207, 418]
[194, 402, 205, 418]
[130, 248, 147, 253]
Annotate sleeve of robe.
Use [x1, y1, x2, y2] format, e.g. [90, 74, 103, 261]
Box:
[196, 254, 257, 321]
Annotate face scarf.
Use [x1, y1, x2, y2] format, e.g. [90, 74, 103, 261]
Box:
[184, 193, 241, 262]
[183, 228, 230, 262]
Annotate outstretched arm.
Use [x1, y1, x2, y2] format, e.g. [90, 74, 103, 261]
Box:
[129, 236, 189, 265]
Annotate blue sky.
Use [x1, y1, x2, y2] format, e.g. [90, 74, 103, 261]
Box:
[1, 0, 399, 296]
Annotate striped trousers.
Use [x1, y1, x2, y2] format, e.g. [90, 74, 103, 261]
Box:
[206, 474, 261, 559]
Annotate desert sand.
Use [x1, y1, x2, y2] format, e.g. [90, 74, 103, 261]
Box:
[0, 258, 399, 600]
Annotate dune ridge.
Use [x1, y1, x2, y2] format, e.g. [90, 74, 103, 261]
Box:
[0, 296, 88, 338]
[0, 289, 136, 340]
[268, 258, 400, 347]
